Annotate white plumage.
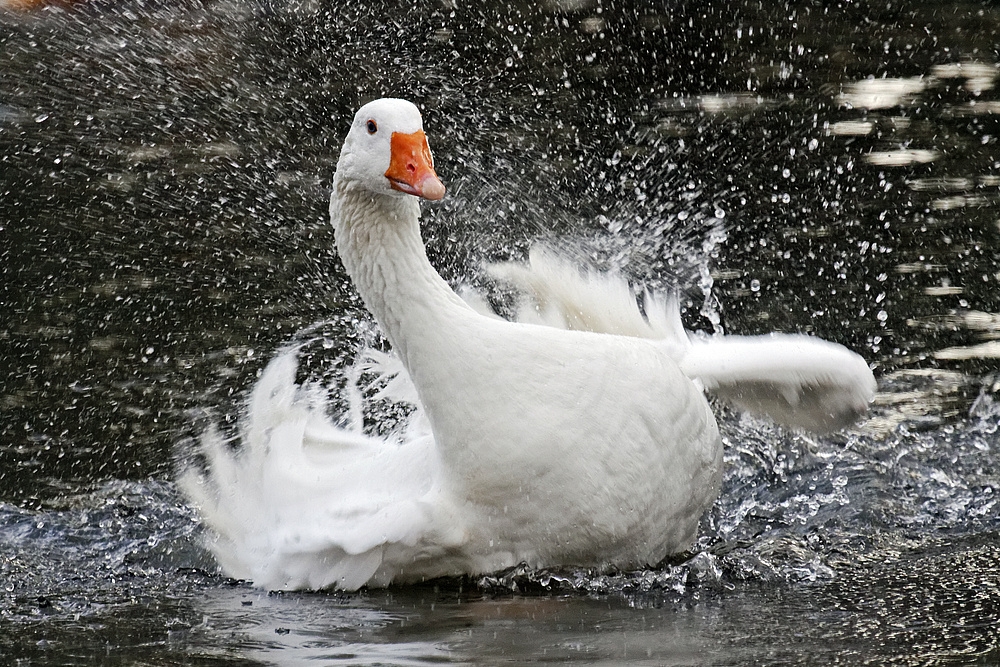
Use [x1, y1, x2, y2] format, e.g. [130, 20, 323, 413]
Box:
[180, 98, 876, 591]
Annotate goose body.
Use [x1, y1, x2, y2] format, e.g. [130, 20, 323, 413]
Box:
[181, 98, 876, 590]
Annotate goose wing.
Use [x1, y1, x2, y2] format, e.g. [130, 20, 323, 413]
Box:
[179, 350, 463, 591]
[485, 247, 875, 432]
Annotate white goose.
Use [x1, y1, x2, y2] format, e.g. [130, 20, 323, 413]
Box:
[180, 98, 876, 591]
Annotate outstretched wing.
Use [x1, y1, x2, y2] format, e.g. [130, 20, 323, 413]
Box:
[680, 334, 876, 433]
[482, 247, 876, 432]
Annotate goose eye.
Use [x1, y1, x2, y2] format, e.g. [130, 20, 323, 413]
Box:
[366, 120, 378, 134]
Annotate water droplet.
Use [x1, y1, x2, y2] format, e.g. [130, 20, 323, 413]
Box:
[750, 279, 761, 292]
[877, 310, 888, 322]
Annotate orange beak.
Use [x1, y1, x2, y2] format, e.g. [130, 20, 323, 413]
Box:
[384, 130, 446, 201]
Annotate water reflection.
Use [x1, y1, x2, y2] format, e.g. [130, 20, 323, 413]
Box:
[838, 76, 930, 110]
[192, 589, 728, 665]
[865, 148, 938, 167]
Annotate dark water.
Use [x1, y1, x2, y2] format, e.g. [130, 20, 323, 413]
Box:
[2, 0, 999, 663]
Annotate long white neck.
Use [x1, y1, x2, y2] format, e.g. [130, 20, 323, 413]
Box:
[330, 178, 471, 371]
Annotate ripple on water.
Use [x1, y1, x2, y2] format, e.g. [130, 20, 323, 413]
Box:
[0, 479, 207, 625]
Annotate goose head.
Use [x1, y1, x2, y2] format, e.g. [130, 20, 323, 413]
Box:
[336, 98, 446, 201]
